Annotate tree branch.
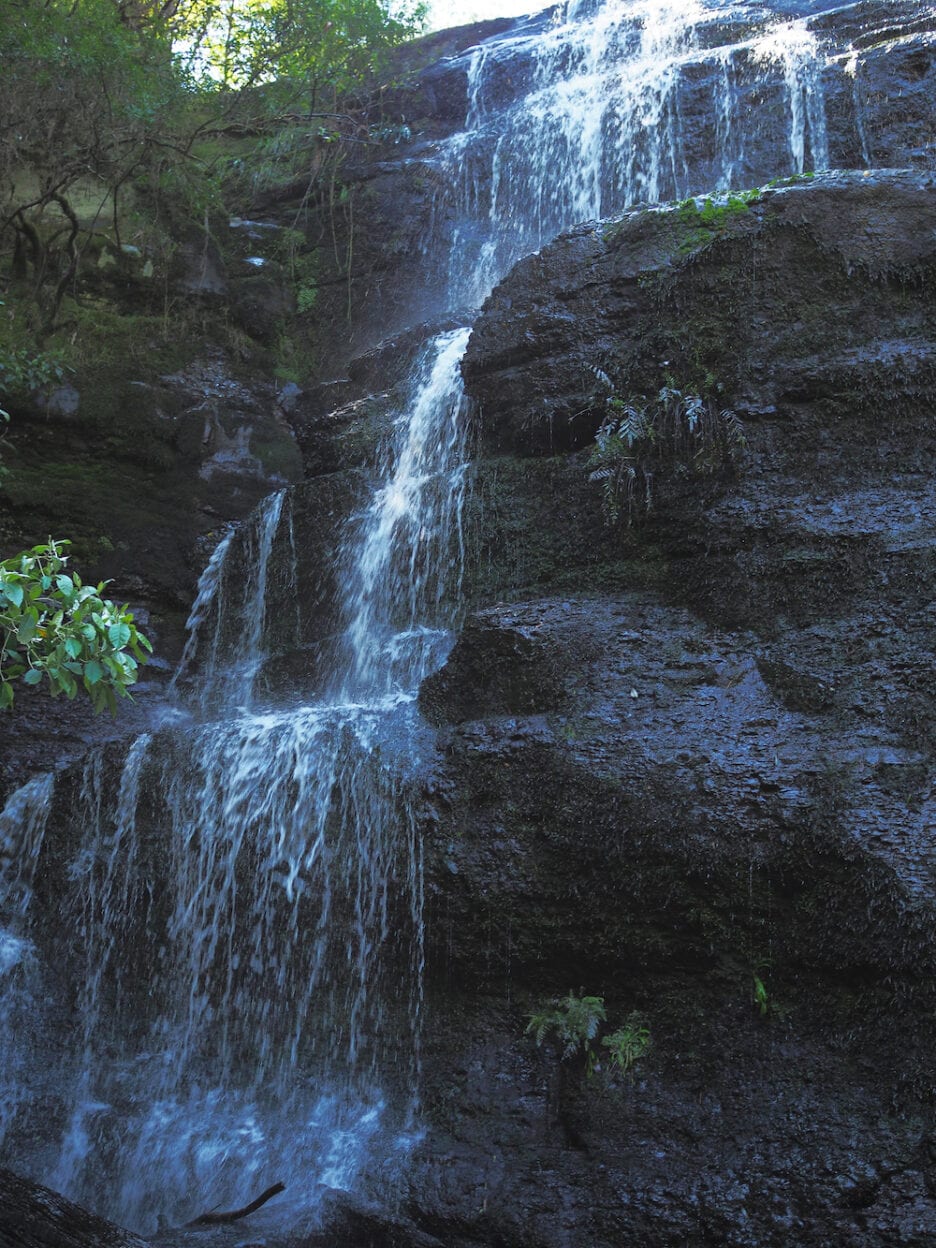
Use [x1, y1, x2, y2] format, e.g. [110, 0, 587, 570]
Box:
[186, 1182, 286, 1227]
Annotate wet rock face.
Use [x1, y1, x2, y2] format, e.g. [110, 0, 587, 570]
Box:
[404, 170, 936, 1246]
[0, 1166, 147, 1248]
[418, 603, 573, 723]
[408, 589, 936, 1245]
[462, 170, 936, 454]
[301, 0, 935, 364]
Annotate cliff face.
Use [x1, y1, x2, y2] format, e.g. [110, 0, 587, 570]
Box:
[1, 0, 933, 793]
[1, 2, 936, 1246]
[398, 169, 936, 1246]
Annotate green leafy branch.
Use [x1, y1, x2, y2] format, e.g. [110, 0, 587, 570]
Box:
[0, 345, 69, 404]
[0, 539, 152, 713]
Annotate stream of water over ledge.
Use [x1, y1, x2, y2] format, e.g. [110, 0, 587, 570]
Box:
[0, 0, 841, 1233]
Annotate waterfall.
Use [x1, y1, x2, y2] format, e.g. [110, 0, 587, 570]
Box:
[434, 0, 831, 308]
[170, 490, 290, 712]
[340, 328, 471, 699]
[0, 773, 54, 1146]
[0, 0, 835, 1232]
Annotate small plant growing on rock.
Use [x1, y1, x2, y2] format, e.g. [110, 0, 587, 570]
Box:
[601, 1013, 652, 1076]
[753, 972, 769, 1016]
[586, 373, 745, 524]
[527, 992, 607, 1072]
[527, 995, 653, 1082]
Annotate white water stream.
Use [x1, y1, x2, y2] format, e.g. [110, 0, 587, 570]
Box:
[0, 0, 834, 1231]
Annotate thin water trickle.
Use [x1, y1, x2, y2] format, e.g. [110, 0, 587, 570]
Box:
[0, 773, 54, 1146]
[0, 0, 837, 1231]
[340, 327, 471, 699]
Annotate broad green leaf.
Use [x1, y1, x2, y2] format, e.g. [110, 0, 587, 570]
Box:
[22, 669, 43, 686]
[84, 660, 104, 685]
[108, 622, 132, 649]
[17, 615, 36, 643]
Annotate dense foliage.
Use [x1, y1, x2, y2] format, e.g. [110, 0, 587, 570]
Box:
[0, 0, 422, 709]
[0, 540, 152, 712]
[0, 0, 424, 333]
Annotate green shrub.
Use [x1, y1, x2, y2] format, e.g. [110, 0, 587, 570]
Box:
[0, 538, 152, 712]
[527, 992, 607, 1063]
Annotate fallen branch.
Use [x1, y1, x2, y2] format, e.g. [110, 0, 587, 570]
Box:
[186, 1181, 285, 1227]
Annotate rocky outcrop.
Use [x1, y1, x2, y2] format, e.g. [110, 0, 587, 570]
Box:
[398, 169, 936, 1246]
[463, 170, 935, 452]
[0, 1166, 147, 1248]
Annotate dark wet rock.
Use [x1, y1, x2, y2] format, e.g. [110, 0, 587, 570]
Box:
[299, 1188, 446, 1248]
[394, 18, 532, 129]
[379, 16, 533, 125]
[230, 266, 296, 342]
[0, 1166, 147, 1248]
[408, 591, 936, 1246]
[419, 603, 578, 723]
[36, 384, 81, 420]
[463, 170, 936, 454]
[277, 380, 302, 412]
[170, 236, 228, 297]
[400, 167, 936, 1246]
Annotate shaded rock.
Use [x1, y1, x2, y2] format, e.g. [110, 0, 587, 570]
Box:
[401, 166, 936, 1248]
[37, 385, 81, 420]
[408, 590, 936, 1247]
[419, 603, 579, 724]
[299, 1187, 446, 1248]
[0, 1166, 147, 1248]
[277, 379, 302, 412]
[230, 267, 295, 342]
[171, 236, 227, 296]
[462, 170, 936, 454]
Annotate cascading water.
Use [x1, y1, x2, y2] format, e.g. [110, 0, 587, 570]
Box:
[0, 337, 465, 1232]
[0, 0, 836, 1232]
[0, 773, 54, 1144]
[435, 0, 831, 308]
[340, 328, 471, 698]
